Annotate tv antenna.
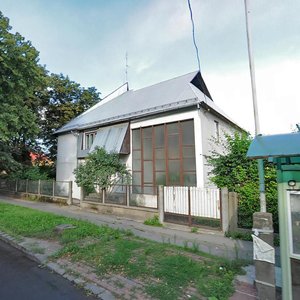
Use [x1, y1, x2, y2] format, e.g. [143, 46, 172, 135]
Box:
[125, 52, 129, 84]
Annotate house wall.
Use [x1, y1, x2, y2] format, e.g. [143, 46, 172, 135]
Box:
[56, 133, 81, 199]
[199, 108, 238, 187]
[56, 108, 240, 199]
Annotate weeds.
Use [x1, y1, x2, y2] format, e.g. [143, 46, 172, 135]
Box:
[0, 202, 241, 300]
[143, 215, 163, 227]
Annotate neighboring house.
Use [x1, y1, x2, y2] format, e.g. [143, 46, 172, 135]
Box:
[55, 71, 242, 199]
[30, 152, 53, 166]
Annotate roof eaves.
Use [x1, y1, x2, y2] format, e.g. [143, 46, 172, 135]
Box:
[55, 97, 198, 134]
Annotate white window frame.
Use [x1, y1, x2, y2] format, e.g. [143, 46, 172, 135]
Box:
[287, 190, 300, 259]
[214, 120, 220, 142]
[82, 131, 97, 150]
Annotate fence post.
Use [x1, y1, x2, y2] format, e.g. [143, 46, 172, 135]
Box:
[188, 187, 192, 226]
[102, 188, 105, 204]
[67, 181, 72, 205]
[221, 188, 229, 233]
[158, 185, 164, 223]
[80, 187, 84, 207]
[26, 179, 28, 193]
[228, 192, 238, 232]
[126, 185, 130, 207]
[52, 180, 55, 197]
[38, 179, 41, 196]
[15, 179, 18, 193]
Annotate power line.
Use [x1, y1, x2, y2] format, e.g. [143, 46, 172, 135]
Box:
[187, 0, 201, 73]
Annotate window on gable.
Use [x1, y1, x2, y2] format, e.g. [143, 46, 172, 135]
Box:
[214, 120, 220, 142]
[82, 131, 97, 150]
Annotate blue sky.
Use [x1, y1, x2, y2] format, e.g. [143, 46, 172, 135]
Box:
[1, 0, 299, 134]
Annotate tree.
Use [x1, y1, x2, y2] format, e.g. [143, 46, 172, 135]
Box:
[74, 148, 131, 193]
[207, 132, 278, 230]
[39, 73, 100, 160]
[0, 11, 48, 175]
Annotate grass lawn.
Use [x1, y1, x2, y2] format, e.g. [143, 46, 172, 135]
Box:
[0, 202, 244, 300]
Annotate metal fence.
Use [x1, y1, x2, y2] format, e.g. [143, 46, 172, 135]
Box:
[164, 186, 221, 228]
[0, 179, 72, 201]
[84, 184, 158, 209]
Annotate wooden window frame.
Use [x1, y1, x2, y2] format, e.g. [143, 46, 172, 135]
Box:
[132, 119, 196, 189]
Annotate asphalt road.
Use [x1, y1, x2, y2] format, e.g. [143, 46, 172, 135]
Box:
[0, 239, 95, 300]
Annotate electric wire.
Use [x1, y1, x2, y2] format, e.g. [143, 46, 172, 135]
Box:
[187, 0, 201, 73]
[187, 0, 209, 105]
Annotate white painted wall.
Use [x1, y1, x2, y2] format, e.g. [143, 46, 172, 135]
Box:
[56, 108, 240, 198]
[56, 133, 81, 199]
[199, 108, 238, 187]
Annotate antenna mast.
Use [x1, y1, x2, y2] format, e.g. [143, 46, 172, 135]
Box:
[125, 52, 129, 83]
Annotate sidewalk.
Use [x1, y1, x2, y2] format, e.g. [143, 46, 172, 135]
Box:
[0, 195, 259, 299]
[0, 195, 254, 261]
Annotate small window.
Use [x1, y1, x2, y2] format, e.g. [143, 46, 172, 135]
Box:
[214, 120, 220, 142]
[82, 131, 97, 150]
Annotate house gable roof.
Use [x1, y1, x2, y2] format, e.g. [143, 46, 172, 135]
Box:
[55, 71, 238, 134]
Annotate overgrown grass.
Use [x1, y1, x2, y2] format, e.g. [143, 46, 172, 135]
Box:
[0, 202, 243, 299]
[143, 215, 163, 227]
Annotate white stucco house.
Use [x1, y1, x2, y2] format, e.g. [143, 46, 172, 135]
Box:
[55, 71, 242, 199]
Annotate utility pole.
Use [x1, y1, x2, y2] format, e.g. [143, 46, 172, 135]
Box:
[244, 0, 266, 212]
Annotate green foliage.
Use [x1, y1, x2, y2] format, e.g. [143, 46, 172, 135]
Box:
[207, 132, 278, 231]
[40, 73, 100, 160]
[144, 215, 163, 227]
[0, 11, 47, 175]
[0, 202, 241, 299]
[193, 217, 221, 228]
[74, 147, 131, 192]
[0, 11, 101, 176]
[191, 227, 198, 233]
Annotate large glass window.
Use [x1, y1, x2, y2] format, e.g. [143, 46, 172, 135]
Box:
[288, 191, 300, 256]
[132, 119, 196, 190]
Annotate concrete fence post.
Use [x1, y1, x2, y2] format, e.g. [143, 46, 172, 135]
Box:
[52, 180, 55, 197]
[80, 187, 84, 207]
[252, 212, 276, 299]
[67, 181, 72, 205]
[228, 192, 238, 232]
[38, 179, 41, 196]
[102, 189, 105, 204]
[158, 185, 164, 224]
[221, 188, 229, 233]
[15, 179, 18, 193]
[126, 185, 130, 207]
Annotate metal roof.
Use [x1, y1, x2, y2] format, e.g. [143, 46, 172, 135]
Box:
[55, 71, 239, 134]
[247, 132, 300, 159]
[89, 123, 128, 154]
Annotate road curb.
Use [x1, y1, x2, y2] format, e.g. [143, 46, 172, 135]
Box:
[0, 231, 115, 299]
[0, 231, 41, 264]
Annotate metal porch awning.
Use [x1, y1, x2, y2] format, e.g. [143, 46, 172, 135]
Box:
[247, 132, 300, 159]
[89, 123, 129, 154]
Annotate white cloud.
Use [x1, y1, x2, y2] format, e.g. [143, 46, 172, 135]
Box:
[206, 57, 300, 135]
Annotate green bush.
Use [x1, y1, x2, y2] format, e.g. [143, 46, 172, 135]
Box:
[207, 132, 279, 232]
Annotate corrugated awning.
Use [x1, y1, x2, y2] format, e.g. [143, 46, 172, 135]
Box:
[247, 132, 300, 159]
[89, 123, 129, 154]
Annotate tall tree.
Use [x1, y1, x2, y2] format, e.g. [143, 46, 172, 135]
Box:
[0, 11, 47, 174]
[40, 73, 101, 160]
